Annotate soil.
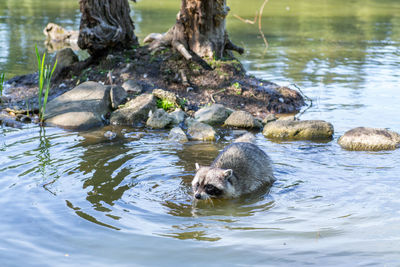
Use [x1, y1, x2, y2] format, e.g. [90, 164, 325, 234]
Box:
[1, 46, 305, 121]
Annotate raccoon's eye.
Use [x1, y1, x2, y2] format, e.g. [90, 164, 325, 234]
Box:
[195, 182, 200, 189]
[204, 184, 222, 196]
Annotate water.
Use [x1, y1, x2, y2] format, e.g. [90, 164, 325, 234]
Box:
[1, 0, 400, 266]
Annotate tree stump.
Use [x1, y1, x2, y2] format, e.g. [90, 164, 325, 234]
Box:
[145, 0, 243, 60]
[78, 0, 138, 56]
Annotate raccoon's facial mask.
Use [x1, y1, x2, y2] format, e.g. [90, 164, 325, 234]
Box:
[192, 164, 234, 200]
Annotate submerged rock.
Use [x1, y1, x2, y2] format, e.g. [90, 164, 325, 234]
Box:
[263, 120, 334, 140]
[188, 121, 217, 141]
[194, 104, 232, 125]
[45, 81, 111, 130]
[110, 94, 157, 126]
[146, 108, 172, 129]
[168, 127, 188, 142]
[338, 127, 400, 151]
[224, 110, 262, 129]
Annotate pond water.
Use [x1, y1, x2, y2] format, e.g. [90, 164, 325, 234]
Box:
[1, 0, 400, 266]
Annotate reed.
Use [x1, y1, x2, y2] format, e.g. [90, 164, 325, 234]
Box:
[35, 45, 57, 123]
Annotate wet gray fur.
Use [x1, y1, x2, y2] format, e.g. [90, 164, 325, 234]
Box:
[192, 142, 275, 199]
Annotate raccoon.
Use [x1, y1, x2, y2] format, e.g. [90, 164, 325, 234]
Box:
[192, 142, 275, 200]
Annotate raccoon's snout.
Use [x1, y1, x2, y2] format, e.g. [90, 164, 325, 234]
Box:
[195, 193, 202, 199]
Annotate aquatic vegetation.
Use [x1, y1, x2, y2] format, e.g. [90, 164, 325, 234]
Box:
[0, 72, 5, 102]
[35, 45, 57, 123]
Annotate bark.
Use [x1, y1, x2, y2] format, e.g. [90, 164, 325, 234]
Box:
[78, 0, 138, 56]
[145, 0, 243, 60]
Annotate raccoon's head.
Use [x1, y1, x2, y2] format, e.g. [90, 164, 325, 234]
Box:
[192, 163, 236, 200]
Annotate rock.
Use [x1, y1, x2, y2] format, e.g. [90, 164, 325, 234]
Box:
[168, 127, 188, 142]
[53, 48, 79, 78]
[338, 127, 400, 151]
[234, 132, 256, 143]
[146, 108, 172, 129]
[278, 115, 296, 121]
[224, 111, 263, 129]
[0, 113, 24, 128]
[170, 109, 186, 125]
[45, 81, 111, 130]
[108, 85, 127, 109]
[110, 94, 156, 126]
[263, 120, 334, 140]
[263, 114, 277, 124]
[121, 79, 143, 94]
[152, 89, 178, 105]
[104, 131, 117, 140]
[187, 122, 217, 141]
[194, 104, 233, 125]
[185, 117, 197, 127]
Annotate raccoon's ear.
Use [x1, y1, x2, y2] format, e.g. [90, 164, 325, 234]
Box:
[223, 169, 233, 178]
[195, 163, 200, 171]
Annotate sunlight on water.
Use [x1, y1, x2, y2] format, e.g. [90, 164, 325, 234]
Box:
[1, 0, 400, 265]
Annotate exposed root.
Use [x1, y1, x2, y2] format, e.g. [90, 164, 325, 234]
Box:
[225, 39, 244, 54]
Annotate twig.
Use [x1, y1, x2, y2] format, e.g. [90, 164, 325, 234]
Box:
[233, 13, 257, 25]
[258, 0, 270, 52]
[290, 83, 313, 119]
[211, 89, 226, 103]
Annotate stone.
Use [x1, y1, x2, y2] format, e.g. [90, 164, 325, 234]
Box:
[53, 48, 79, 78]
[194, 104, 233, 125]
[152, 89, 178, 105]
[263, 120, 334, 140]
[121, 79, 143, 94]
[224, 110, 263, 129]
[170, 109, 186, 125]
[338, 127, 400, 151]
[278, 115, 296, 121]
[108, 85, 127, 109]
[168, 127, 188, 142]
[146, 108, 172, 129]
[263, 114, 277, 124]
[110, 94, 156, 126]
[45, 81, 111, 130]
[187, 122, 217, 141]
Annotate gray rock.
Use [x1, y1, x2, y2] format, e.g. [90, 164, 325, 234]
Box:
[263, 120, 334, 140]
[184, 117, 197, 127]
[224, 110, 263, 129]
[146, 108, 172, 129]
[188, 122, 217, 141]
[338, 127, 400, 151]
[278, 115, 296, 121]
[263, 114, 277, 124]
[121, 79, 142, 94]
[110, 94, 156, 126]
[194, 104, 233, 125]
[54, 48, 79, 78]
[170, 109, 186, 125]
[45, 81, 111, 130]
[168, 127, 188, 142]
[152, 89, 178, 105]
[108, 85, 127, 109]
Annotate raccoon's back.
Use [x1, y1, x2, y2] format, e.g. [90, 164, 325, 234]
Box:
[211, 142, 275, 192]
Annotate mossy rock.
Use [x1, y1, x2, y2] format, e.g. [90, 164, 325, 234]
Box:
[263, 120, 334, 140]
[338, 127, 400, 151]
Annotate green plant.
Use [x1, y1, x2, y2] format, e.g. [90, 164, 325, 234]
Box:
[35, 45, 57, 123]
[0, 72, 5, 102]
[157, 98, 175, 111]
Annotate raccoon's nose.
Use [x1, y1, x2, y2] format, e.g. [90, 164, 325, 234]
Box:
[195, 193, 202, 199]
